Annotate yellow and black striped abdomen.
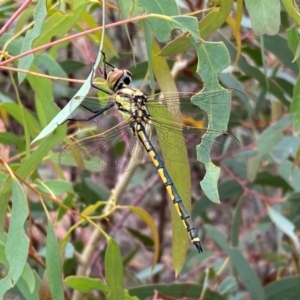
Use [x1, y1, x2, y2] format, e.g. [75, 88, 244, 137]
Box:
[136, 124, 202, 253]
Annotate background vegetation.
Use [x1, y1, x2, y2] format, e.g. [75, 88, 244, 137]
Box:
[0, 0, 300, 299]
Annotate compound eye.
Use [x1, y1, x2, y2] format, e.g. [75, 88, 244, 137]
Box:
[122, 72, 132, 85]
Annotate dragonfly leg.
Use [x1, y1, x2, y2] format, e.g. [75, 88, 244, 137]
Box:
[67, 103, 115, 122]
[101, 51, 117, 71]
[90, 53, 113, 95]
[90, 73, 112, 95]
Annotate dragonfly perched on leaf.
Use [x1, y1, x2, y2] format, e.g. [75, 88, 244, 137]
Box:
[60, 52, 244, 252]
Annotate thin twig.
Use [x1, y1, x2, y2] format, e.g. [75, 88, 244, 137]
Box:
[0, 0, 32, 37]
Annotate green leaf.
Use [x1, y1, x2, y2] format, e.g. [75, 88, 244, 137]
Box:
[27, 67, 59, 127]
[17, 270, 41, 300]
[287, 26, 300, 131]
[32, 1, 88, 47]
[205, 225, 265, 300]
[46, 221, 64, 300]
[159, 0, 233, 56]
[35, 180, 74, 196]
[65, 276, 109, 293]
[244, 0, 280, 35]
[150, 41, 190, 273]
[0, 132, 23, 147]
[136, 0, 179, 42]
[32, 67, 91, 143]
[263, 35, 297, 73]
[0, 125, 66, 220]
[198, 0, 233, 38]
[105, 239, 124, 300]
[220, 34, 290, 107]
[34, 53, 68, 78]
[247, 115, 292, 182]
[0, 178, 29, 299]
[231, 198, 244, 247]
[135, 264, 164, 280]
[127, 228, 154, 247]
[265, 276, 300, 300]
[278, 160, 300, 192]
[136, 0, 199, 42]
[170, 16, 200, 40]
[127, 206, 159, 266]
[129, 283, 203, 299]
[18, 0, 47, 83]
[218, 276, 238, 294]
[31, 1, 110, 144]
[32, 41, 106, 143]
[1, 102, 41, 139]
[267, 206, 300, 249]
[189, 38, 232, 202]
[17, 264, 36, 294]
[254, 171, 291, 191]
[118, 0, 144, 19]
[65, 276, 138, 299]
[282, 0, 300, 25]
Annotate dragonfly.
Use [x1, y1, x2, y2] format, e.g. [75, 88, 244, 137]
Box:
[60, 52, 242, 253]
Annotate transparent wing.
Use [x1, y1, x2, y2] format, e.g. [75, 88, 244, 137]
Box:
[59, 118, 144, 175]
[60, 89, 243, 174]
[146, 89, 246, 124]
[150, 121, 240, 165]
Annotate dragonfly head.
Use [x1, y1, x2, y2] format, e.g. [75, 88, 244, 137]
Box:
[107, 68, 132, 92]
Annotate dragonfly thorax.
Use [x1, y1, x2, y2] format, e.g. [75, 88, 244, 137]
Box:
[115, 87, 150, 124]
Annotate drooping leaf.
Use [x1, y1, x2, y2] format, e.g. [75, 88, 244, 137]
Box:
[127, 206, 159, 268]
[18, 0, 47, 83]
[205, 225, 265, 300]
[189, 38, 233, 202]
[265, 276, 300, 300]
[46, 221, 64, 300]
[282, 0, 300, 26]
[0, 178, 29, 298]
[267, 206, 300, 249]
[159, 0, 233, 56]
[287, 26, 300, 131]
[32, 0, 88, 47]
[105, 239, 124, 300]
[129, 283, 204, 299]
[244, 0, 280, 35]
[151, 41, 189, 273]
[247, 115, 292, 182]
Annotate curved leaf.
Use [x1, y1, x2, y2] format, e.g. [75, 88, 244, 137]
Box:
[18, 0, 47, 83]
[105, 239, 124, 300]
[127, 206, 160, 268]
[189, 38, 233, 202]
[0, 178, 29, 298]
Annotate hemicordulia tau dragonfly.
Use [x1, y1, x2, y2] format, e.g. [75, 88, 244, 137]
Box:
[60, 52, 244, 253]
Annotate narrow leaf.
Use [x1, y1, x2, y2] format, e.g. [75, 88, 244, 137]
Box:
[18, 0, 47, 83]
[0, 178, 29, 298]
[267, 206, 300, 249]
[65, 276, 109, 293]
[127, 206, 159, 267]
[205, 225, 265, 300]
[105, 239, 124, 300]
[46, 221, 64, 300]
[265, 276, 300, 300]
[282, 0, 300, 25]
[151, 41, 189, 272]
